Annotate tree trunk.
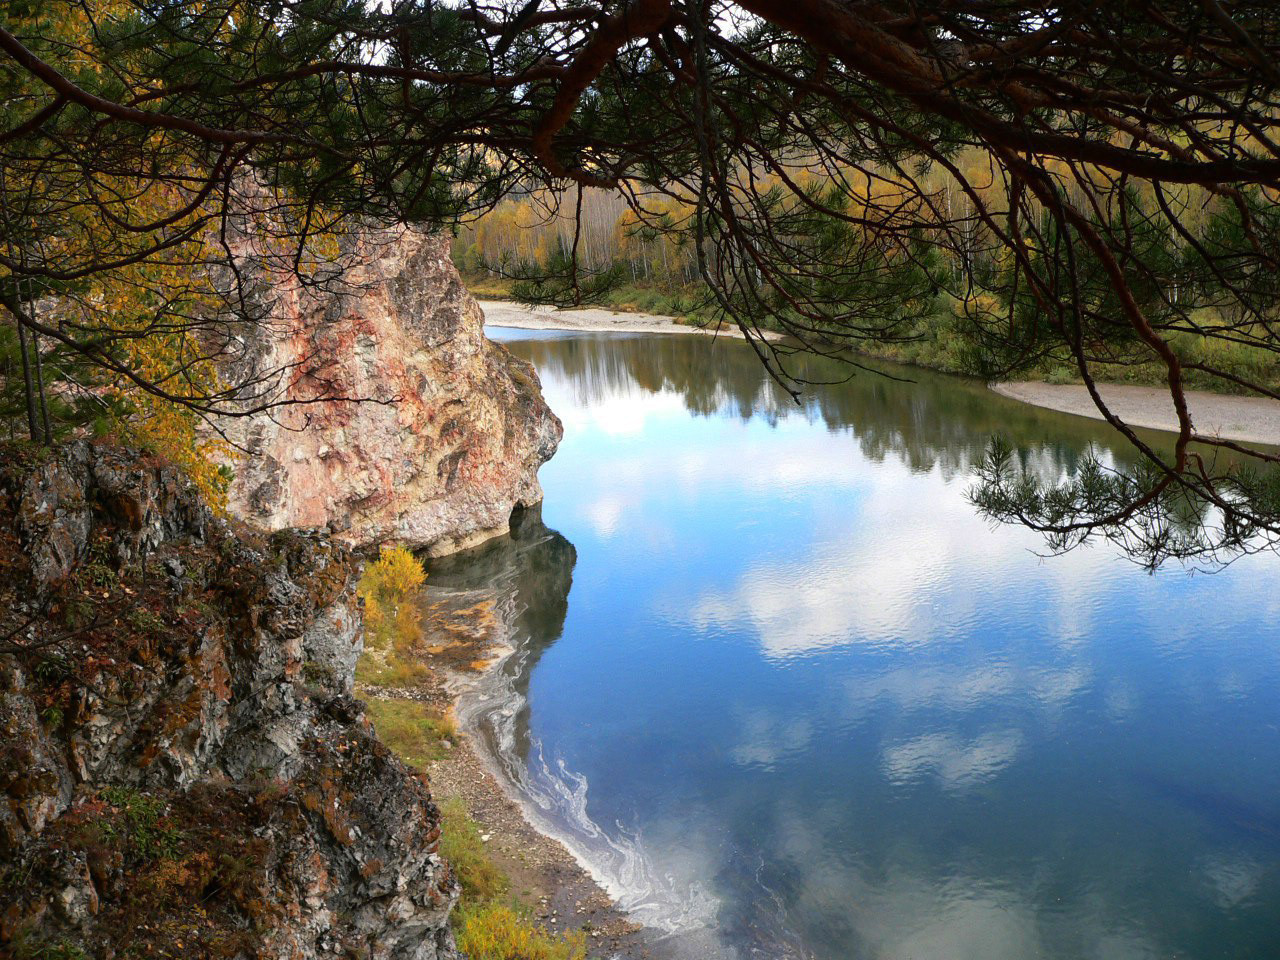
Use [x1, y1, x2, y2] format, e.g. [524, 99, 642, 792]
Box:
[15, 311, 41, 444]
[31, 329, 51, 441]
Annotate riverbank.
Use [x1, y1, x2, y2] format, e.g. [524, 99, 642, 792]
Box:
[479, 299, 783, 341]
[992, 380, 1280, 447]
[356, 594, 667, 960]
[482, 298, 1280, 447]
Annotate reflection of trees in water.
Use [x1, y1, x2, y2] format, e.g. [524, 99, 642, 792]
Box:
[518, 333, 788, 421]
[428, 505, 576, 761]
[509, 334, 1164, 482]
[510, 333, 1257, 561]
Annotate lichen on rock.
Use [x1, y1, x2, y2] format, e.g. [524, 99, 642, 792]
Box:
[0, 441, 459, 959]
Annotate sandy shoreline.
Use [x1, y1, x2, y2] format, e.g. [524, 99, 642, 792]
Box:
[992, 381, 1280, 447]
[479, 298, 782, 341]
[425, 719, 662, 958]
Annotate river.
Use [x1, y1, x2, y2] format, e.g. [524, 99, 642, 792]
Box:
[426, 327, 1280, 960]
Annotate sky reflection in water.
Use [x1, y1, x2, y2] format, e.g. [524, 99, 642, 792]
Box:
[434, 327, 1280, 960]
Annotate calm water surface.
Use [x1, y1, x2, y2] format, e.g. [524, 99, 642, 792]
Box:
[427, 328, 1280, 960]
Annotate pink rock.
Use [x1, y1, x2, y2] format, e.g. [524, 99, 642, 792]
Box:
[218, 228, 561, 554]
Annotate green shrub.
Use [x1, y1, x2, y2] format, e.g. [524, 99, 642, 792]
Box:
[98, 788, 183, 863]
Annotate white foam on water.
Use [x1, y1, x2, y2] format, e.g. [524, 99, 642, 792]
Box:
[457, 630, 724, 940]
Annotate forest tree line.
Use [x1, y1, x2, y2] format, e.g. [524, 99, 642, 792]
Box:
[453, 150, 1278, 395]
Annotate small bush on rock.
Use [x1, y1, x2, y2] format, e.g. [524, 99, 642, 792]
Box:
[97, 788, 183, 863]
[359, 545, 426, 645]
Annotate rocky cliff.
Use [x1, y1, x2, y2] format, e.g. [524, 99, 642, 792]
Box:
[219, 228, 561, 555]
[0, 441, 458, 959]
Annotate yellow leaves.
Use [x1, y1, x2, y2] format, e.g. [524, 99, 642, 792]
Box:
[357, 545, 427, 654]
[117, 402, 238, 514]
[956, 290, 1003, 322]
[362, 546, 427, 600]
[8, 4, 357, 515]
[78, 173, 237, 512]
[19, 137, 347, 511]
[355, 546, 435, 686]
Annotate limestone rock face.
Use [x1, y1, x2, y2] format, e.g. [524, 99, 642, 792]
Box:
[220, 229, 561, 555]
[0, 442, 458, 959]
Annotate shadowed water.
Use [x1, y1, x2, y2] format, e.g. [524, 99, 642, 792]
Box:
[428, 327, 1280, 960]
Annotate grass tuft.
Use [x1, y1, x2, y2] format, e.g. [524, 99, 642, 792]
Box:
[454, 904, 587, 960]
[437, 795, 509, 903]
[363, 697, 456, 769]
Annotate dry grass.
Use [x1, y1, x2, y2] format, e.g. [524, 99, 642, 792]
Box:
[363, 698, 456, 769]
[436, 795, 509, 903]
[454, 904, 587, 960]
